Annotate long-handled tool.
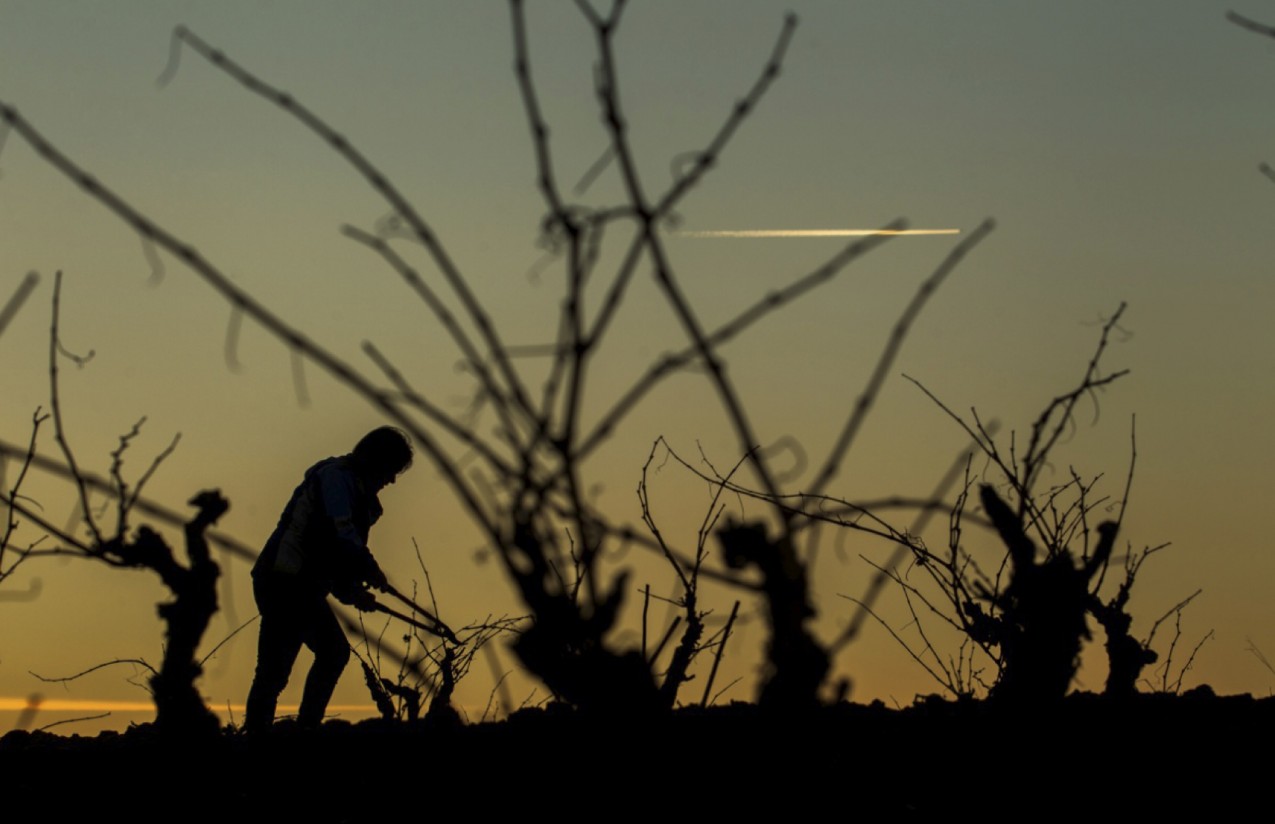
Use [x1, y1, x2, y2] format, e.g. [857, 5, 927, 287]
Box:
[374, 582, 459, 643]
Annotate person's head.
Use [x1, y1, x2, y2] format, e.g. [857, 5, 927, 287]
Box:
[351, 426, 413, 490]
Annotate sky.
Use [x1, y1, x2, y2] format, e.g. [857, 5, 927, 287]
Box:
[2, 1, 1274, 733]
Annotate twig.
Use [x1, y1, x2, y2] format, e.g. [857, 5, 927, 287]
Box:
[342, 224, 520, 443]
[654, 13, 798, 215]
[0, 103, 499, 545]
[481, 669, 513, 723]
[1246, 639, 1275, 676]
[1, 491, 95, 557]
[1, 407, 49, 578]
[164, 25, 535, 422]
[35, 712, 112, 733]
[641, 583, 651, 660]
[108, 417, 147, 536]
[657, 440, 914, 550]
[0, 440, 255, 561]
[578, 221, 902, 463]
[127, 432, 181, 513]
[709, 677, 742, 706]
[588, 6, 795, 510]
[197, 614, 260, 667]
[700, 599, 740, 706]
[47, 272, 103, 548]
[0, 271, 38, 340]
[809, 219, 995, 495]
[224, 306, 244, 372]
[31, 657, 158, 684]
[647, 615, 682, 666]
[840, 594, 959, 698]
[1227, 10, 1275, 39]
[1145, 588, 1203, 651]
[834, 432, 997, 652]
[1168, 629, 1214, 694]
[1020, 303, 1129, 495]
[638, 439, 687, 589]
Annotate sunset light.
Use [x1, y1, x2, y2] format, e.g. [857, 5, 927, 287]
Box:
[0, 4, 1272, 812]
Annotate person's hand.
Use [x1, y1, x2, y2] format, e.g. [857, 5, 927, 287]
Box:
[350, 588, 379, 612]
[364, 557, 389, 592]
[333, 581, 378, 612]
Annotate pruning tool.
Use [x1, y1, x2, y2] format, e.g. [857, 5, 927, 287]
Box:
[371, 582, 459, 644]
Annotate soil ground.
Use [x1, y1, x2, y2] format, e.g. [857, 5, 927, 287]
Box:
[3, 688, 1267, 819]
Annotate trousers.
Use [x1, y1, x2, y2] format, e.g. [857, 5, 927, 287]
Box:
[244, 573, 350, 731]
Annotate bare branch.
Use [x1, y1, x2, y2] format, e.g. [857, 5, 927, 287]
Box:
[47, 272, 102, 548]
[1021, 303, 1129, 493]
[362, 341, 515, 476]
[584, 7, 800, 510]
[840, 593, 961, 698]
[1247, 639, 1275, 676]
[835, 432, 997, 651]
[637, 439, 688, 591]
[127, 433, 181, 514]
[1145, 588, 1203, 658]
[0, 270, 38, 340]
[164, 26, 536, 421]
[1, 407, 49, 578]
[342, 224, 519, 441]
[654, 13, 798, 215]
[1227, 10, 1275, 39]
[35, 712, 114, 733]
[0, 105, 498, 545]
[700, 599, 740, 706]
[810, 219, 995, 495]
[31, 657, 158, 683]
[0, 439, 256, 562]
[198, 614, 259, 667]
[579, 223, 903, 460]
[223, 306, 244, 372]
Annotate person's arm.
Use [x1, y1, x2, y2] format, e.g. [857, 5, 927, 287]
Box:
[318, 463, 387, 590]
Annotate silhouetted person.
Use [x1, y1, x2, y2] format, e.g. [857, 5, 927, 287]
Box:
[244, 427, 413, 732]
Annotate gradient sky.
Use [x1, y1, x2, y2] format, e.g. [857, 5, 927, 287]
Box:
[2, 1, 1274, 732]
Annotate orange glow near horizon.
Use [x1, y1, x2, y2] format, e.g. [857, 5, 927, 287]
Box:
[0, 698, 376, 713]
[1, 698, 155, 713]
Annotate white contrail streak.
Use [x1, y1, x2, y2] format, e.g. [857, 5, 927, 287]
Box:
[675, 228, 961, 238]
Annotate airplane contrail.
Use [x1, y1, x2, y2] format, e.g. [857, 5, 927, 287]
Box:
[675, 228, 961, 238]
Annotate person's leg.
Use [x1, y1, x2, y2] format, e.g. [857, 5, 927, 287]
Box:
[296, 597, 351, 728]
[244, 575, 305, 733]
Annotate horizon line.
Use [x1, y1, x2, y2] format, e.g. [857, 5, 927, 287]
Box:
[0, 697, 376, 713]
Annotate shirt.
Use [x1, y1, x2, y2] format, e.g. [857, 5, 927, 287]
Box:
[253, 455, 382, 592]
